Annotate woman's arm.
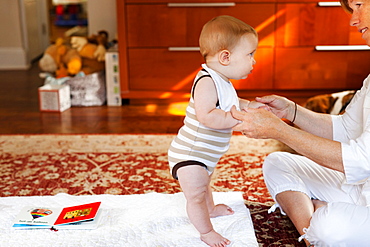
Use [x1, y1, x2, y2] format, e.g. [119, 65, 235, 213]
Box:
[277, 116, 343, 173]
[292, 104, 334, 139]
[256, 95, 333, 139]
[230, 101, 344, 173]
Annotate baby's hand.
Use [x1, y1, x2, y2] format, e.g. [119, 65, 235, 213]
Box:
[249, 101, 265, 109]
[243, 101, 271, 112]
[258, 105, 272, 112]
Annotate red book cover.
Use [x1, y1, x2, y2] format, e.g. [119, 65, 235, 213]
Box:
[54, 202, 101, 226]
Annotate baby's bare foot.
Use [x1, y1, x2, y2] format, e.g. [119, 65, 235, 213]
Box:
[209, 204, 234, 218]
[201, 229, 231, 247]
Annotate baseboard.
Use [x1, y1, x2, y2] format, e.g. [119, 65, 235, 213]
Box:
[0, 47, 30, 70]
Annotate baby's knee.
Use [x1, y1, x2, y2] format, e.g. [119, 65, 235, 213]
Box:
[185, 188, 208, 204]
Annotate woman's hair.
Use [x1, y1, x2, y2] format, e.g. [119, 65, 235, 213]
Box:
[199, 15, 257, 60]
[340, 0, 352, 13]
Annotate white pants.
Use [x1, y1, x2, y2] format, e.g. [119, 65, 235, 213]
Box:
[263, 152, 370, 246]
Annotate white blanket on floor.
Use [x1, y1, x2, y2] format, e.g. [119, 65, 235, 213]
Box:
[0, 192, 258, 247]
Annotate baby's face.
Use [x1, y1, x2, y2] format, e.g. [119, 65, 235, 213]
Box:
[227, 34, 258, 80]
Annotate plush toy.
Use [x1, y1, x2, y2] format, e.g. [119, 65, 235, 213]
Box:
[88, 30, 109, 61]
[38, 38, 82, 78]
[70, 31, 107, 74]
[39, 31, 108, 78]
[71, 30, 108, 62]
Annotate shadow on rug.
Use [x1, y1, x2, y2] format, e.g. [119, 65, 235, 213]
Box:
[0, 134, 305, 246]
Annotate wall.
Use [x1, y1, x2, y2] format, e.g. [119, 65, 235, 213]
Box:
[0, 0, 117, 70]
[0, 0, 28, 69]
[87, 0, 117, 40]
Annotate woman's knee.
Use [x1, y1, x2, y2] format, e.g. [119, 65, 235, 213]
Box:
[306, 202, 370, 246]
[262, 152, 284, 175]
[262, 152, 295, 183]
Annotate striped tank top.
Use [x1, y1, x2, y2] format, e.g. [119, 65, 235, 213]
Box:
[168, 64, 240, 174]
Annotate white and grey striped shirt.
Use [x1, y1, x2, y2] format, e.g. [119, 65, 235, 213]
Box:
[168, 64, 240, 175]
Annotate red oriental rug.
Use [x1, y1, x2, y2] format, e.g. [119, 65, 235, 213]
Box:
[0, 134, 305, 246]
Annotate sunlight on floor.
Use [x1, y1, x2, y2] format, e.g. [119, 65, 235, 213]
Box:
[145, 104, 158, 113]
[167, 102, 187, 116]
[144, 102, 187, 116]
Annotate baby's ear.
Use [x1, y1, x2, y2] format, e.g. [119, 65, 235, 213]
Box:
[219, 50, 230, 65]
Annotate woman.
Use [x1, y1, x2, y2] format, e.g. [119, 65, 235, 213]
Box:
[231, 0, 370, 246]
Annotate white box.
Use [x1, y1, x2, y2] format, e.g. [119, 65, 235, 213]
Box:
[105, 49, 122, 106]
[38, 84, 71, 112]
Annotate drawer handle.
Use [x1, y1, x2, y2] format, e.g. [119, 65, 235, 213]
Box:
[315, 45, 370, 51]
[318, 2, 341, 7]
[168, 47, 200, 51]
[168, 3, 235, 7]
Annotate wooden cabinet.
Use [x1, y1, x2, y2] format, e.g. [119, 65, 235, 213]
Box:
[125, 0, 276, 3]
[128, 47, 274, 92]
[126, 3, 274, 47]
[275, 48, 367, 90]
[117, 0, 370, 101]
[274, 2, 370, 90]
[276, 3, 351, 46]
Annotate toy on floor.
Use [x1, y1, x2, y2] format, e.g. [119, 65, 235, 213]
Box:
[38, 31, 108, 78]
[38, 38, 82, 78]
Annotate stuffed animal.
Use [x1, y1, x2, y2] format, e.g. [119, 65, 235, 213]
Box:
[70, 31, 107, 74]
[39, 30, 109, 77]
[38, 38, 82, 78]
[88, 30, 109, 61]
[71, 31, 108, 60]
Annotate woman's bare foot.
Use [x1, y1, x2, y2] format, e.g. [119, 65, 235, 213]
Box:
[201, 229, 231, 247]
[312, 199, 327, 212]
[209, 204, 234, 218]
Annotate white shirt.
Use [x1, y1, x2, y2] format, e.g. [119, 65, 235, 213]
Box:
[332, 74, 370, 205]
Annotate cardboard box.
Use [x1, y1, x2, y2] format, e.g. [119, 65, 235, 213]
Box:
[38, 84, 71, 112]
[105, 49, 121, 106]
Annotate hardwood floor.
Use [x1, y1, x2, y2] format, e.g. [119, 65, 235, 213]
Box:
[0, 62, 185, 134]
[0, 61, 325, 134]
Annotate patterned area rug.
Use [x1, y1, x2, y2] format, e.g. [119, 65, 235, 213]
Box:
[0, 134, 305, 246]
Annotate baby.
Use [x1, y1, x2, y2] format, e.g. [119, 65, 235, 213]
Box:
[168, 15, 263, 247]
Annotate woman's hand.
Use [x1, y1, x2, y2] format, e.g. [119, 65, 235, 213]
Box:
[255, 95, 295, 121]
[230, 106, 285, 139]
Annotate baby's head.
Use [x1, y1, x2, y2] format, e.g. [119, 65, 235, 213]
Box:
[199, 15, 257, 61]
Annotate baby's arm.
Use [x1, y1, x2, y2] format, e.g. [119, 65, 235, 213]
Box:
[193, 77, 239, 129]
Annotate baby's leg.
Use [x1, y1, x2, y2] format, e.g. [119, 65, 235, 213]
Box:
[177, 165, 231, 247]
[205, 184, 234, 218]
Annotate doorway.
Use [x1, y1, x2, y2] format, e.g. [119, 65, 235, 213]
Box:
[18, 0, 88, 63]
[48, 0, 88, 43]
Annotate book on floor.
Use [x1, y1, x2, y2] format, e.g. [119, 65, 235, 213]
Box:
[12, 201, 101, 230]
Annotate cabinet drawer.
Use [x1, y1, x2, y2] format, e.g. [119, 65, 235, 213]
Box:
[274, 48, 369, 90]
[126, 3, 275, 47]
[276, 3, 355, 47]
[128, 48, 273, 91]
[126, 0, 276, 3]
[276, 0, 329, 2]
[128, 49, 203, 91]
